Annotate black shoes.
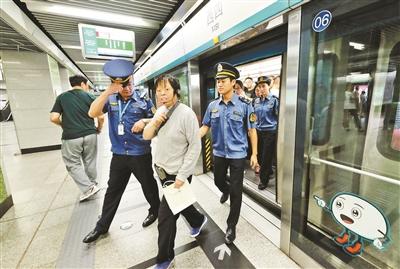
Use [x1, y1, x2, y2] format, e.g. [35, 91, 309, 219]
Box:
[225, 226, 236, 244]
[82, 229, 107, 243]
[142, 213, 158, 227]
[258, 183, 268, 190]
[220, 192, 229, 204]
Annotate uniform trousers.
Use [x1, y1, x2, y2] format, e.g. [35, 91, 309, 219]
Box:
[96, 153, 160, 233]
[258, 130, 277, 185]
[157, 174, 204, 263]
[213, 156, 245, 227]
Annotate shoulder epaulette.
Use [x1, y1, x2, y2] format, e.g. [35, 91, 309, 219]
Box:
[239, 95, 251, 104]
[139, 91, 148, 100]
[270, 94, 279, 100]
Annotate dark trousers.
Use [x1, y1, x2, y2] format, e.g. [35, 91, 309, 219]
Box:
[343, 109, 361, 129]
[213, 156, 245, 227]
[157, 174, 204, 263]
[258, 130, 277, 185]
[96, 153, 160, 232]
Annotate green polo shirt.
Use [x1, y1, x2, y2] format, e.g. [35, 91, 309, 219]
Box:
[51, 88, 97, 140]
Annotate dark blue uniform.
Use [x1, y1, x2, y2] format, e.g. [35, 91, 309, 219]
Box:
[203, 93, 255, 229]
[90, 60, 160, 237]
[203, 94, 255, 158]
[104, 90, 154, 155]
[254, 93, 279, 188]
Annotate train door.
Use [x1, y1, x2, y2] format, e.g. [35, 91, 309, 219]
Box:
[199, 26, 287, 212]
[290, 1, 399, 268]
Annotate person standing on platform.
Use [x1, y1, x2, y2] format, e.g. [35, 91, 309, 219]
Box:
[50, 75, 103, 202]
[343, 83, 362, 131]
[83, 59, 160, 243]
[200, 62, 258, 244]
[253, 76, 279, 190]
[243, 77, 256, 98]
[143, 75, 207, 269]
[235, 79, 252, 103]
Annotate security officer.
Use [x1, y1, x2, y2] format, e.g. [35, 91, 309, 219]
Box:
[200, 62, 258, 244]
[83, 59, 160, 243]
[253, 76, 279, 190]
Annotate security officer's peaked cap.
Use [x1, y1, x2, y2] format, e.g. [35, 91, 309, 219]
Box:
[215, 62, 240, 79]
[103, 59, 134, 84]
[255, 75, 271, 86]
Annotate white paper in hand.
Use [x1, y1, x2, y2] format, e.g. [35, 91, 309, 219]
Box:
[163, 181, 196, 215]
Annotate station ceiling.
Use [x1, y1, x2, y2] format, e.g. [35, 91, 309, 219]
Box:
[2, 0, 183, 87]
[0, 18, 43, 53]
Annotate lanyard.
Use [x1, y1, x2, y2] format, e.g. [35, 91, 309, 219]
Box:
[118, 99, 132, 122]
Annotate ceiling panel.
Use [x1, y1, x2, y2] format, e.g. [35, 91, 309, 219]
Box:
[18, 0, 182, 86]
[0, 18, 43, 53]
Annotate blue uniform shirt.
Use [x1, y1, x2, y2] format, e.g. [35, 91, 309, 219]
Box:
[202, 94, 255, 159]
[253, 94, 279, 131]
[104, 90, 154, 155]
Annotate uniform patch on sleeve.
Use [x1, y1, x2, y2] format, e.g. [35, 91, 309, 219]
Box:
[249, 112, 257, 123]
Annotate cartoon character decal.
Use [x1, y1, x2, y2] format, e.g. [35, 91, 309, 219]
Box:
[314, 192, 391, 256]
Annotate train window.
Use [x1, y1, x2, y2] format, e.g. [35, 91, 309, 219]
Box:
[236, 55, 282, 99]
[294, 1, 400, 268]
[311, 53, 337, 145]
[377, 42, 400, 161]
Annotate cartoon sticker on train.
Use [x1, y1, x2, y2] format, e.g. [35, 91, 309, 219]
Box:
[313, 192, 391, 256]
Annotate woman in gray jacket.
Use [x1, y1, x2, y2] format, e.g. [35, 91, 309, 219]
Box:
[143, 75, 207, 269]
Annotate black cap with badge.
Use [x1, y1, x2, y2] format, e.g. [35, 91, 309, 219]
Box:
[255, 76, 272, 87]
[103, 59, 134, 87]
[215, 62, 240, 79]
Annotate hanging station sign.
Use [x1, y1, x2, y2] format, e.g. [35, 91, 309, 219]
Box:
[78, 23, 135, 60]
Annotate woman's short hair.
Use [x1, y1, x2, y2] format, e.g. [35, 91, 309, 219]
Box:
[154, 75, 181, 99]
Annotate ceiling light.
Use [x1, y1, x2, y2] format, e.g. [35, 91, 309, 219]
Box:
[2, 61, 21, 64]
[24, 1, 159, 29]
[47, 5, 153, 28]
[349, 42, 365, 50]
[75, 61, 105, 65]
[61, 44, 82, 50]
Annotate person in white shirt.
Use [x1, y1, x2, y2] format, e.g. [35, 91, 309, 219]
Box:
[343, 83, 362, 131]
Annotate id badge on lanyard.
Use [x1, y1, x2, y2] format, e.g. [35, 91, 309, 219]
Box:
[118, 99, 131, 136]
[118, 123, 124, 135]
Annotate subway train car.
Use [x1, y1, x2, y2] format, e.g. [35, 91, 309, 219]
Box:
[133, 0, 399, 268]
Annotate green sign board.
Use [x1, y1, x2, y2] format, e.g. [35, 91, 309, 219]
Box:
[79, 23, 135, 60]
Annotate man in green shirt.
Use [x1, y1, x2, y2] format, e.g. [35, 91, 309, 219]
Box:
[50, 75, 104, 202]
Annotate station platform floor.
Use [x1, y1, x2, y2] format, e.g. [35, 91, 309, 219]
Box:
[0, 121, 299, 268]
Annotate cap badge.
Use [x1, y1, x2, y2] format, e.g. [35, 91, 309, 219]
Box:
[217, 64, 223, 72]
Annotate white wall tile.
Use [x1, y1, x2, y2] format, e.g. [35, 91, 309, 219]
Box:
[1, 51, 50, 69]
[17, 127, 61, 149]
[8, 90, 55, 110]
[3, 69, 53, 91]
[12, 109, 55, 129]
[2, 51, 62, 150]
